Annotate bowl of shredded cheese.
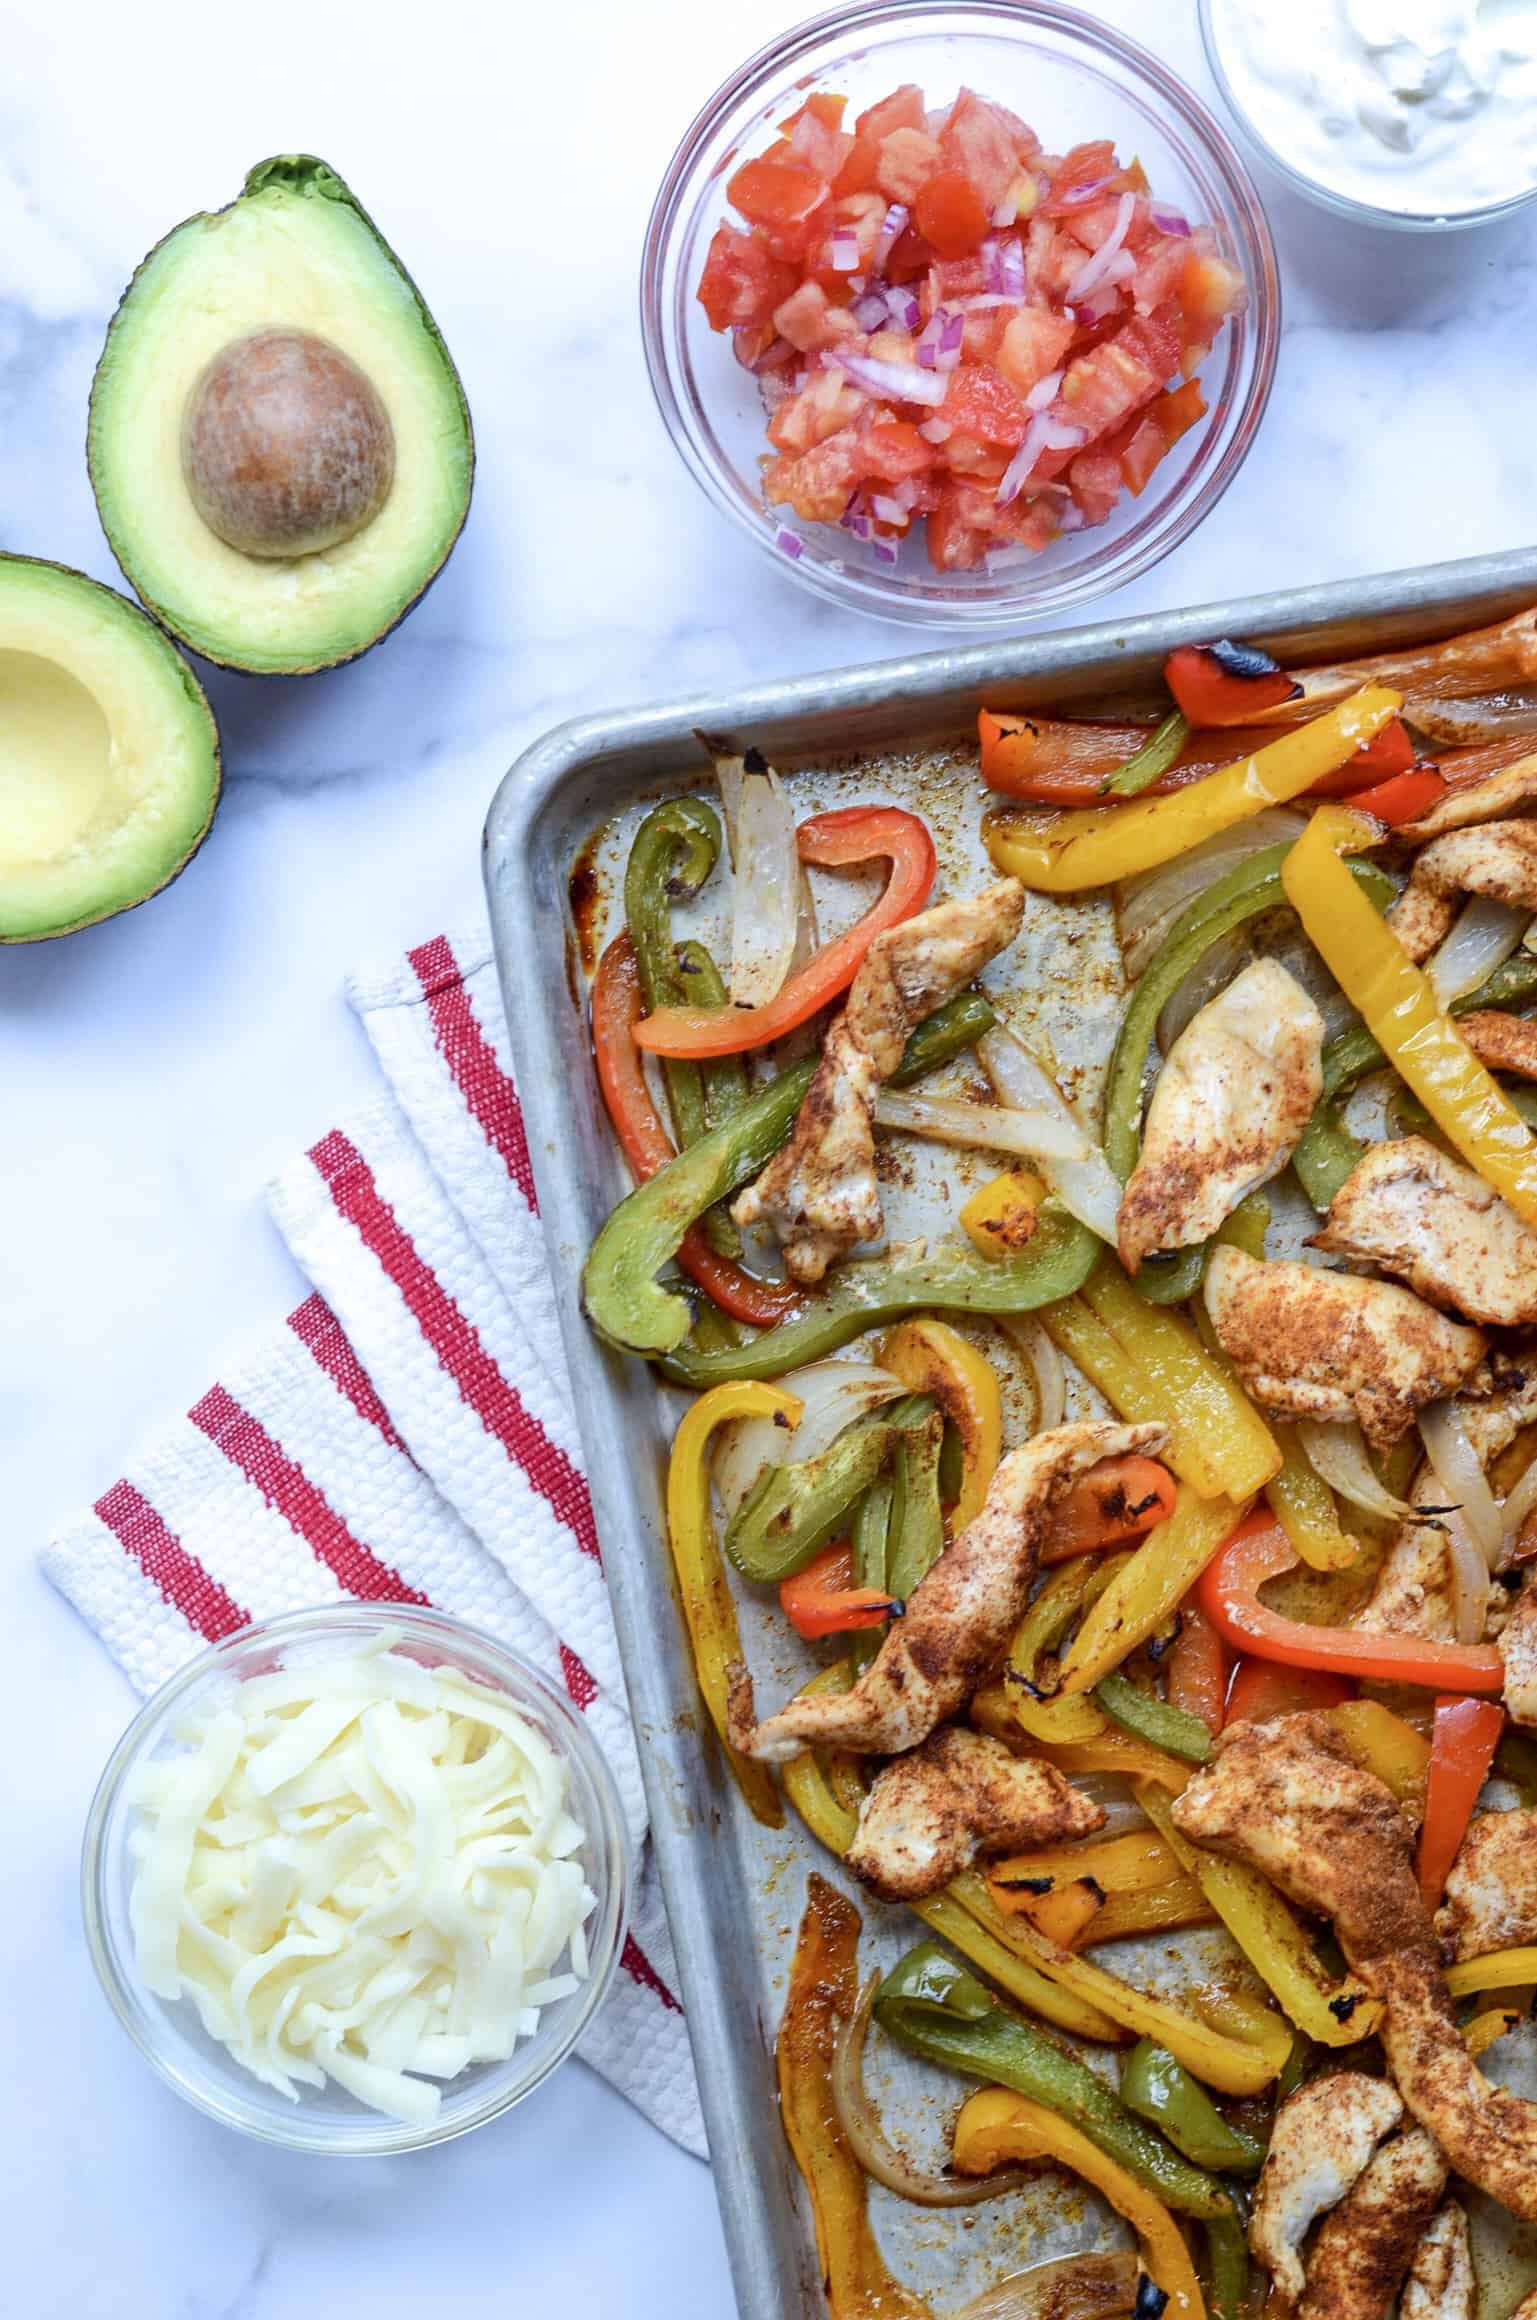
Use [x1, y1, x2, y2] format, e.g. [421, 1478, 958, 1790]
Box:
[82, 1606, 630, 2152]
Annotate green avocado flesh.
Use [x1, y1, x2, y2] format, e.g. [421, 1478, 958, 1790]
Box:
[0, 555, 221, 941]
[87, 156, 474, 675]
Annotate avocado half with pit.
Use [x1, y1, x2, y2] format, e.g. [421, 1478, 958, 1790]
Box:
[87, 156, 474, 675]
[0, 554, 220, 942]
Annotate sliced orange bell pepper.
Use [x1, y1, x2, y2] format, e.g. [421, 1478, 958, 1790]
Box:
[778, 1540, 897, 1641]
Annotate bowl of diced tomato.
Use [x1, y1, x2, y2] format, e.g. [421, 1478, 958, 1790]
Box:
[641, 0, 1279, 625]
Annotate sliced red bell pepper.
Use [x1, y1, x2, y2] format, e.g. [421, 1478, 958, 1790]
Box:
[633, 804, 937, 1058]
[1198, 1515, 1505, 1694]
[591, 932, 800, 1326]
[1331, 765, 1448, 828]
[1226, 1656, 1355, 1726]
[1418, 1695, 1505, 1910]
[977, 709, 1302, 806]
[1305, 715, 1416, 794]
[1165, 1603, 1229, 1735]
[779, 1540, 898, 1639]
[1164, 641, 1303, 727]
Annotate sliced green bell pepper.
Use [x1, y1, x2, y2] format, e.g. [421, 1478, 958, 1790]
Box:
[849, 1476, 894, 1673]
[583, 990, 996, 1356]
[1119, 2041, 1263, 2174]
[1102, 709, 1191, 800]
[1096, 1673, 1213, 1766]
[875, 1944, 1234, 2220]
[887, 1404, 946, 1599]
[724, 1394, 935, 1585]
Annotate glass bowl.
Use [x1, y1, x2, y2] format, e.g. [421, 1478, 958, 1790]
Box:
[1199, 0, 1537, 234]
[82, 1604, 630, 2154]
[642, 0, 1279, 627]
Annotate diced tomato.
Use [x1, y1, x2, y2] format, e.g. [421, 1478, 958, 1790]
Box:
[1150, 377, 1207, 450]
[1061, 193, 1136, 253]
[933, 253, 991, 300]
[1131, 233, 1192, 316]
[938, 89, 1022, 207]
[787, 97, 853, 183]
[926, 478, 998, 570]
[696, 225, 798, 331]
[875, 126, 943, 203]
[1042, 140, 1118, 216]
[1180, 245, 1246, 369]
[833, 131, 882, 196]
[961, 306, 1015, 365]
[995, 306, 1075, 396]
[1068, 446, 1123, 526]
[941, 361, 1029, 447]
[767, 371, 864, 454]
[1111, 413, 1166, 497]
[854, 419, 935, 481]
[763, 428, 863, 523]
[727, 158, 832, 262]
[1025, 214, 1086, 302]
[772, 278, 857, 353]
[914, 167, 991, 257]
[1059, 306, 1182, 442]
[944, 429, 1008, 480]
[856, 84, 927, 140]
[884, 223, 931, 284]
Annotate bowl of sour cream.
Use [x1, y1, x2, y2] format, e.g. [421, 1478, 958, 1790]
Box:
[1200, 0, 1537, 228]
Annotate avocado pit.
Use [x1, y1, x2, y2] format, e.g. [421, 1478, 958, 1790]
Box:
[181, 327, 395, 560]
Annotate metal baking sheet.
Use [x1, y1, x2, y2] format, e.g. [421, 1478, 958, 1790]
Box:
[484, 546, 1537, 2320]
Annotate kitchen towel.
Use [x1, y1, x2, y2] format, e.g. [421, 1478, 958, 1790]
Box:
[42, 926, 706, 2159]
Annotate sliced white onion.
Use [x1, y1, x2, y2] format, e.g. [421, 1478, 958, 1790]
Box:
[1115, 810, 1308, 981]
[1000, 1314, 1067, 1431]
[1420, 1399, 1504, 1569]
[1262, 924, 1359, 1045]
[1443, 1504, 1493, 1645]
[1427, 896, 1531, 1009]
[953, 2252, 1139, 2320]
[729, 760, 801, 1008]
[1063, 193, 1137, 307]
[996, 413, 1087, 508]
[832, 349, 948, 406]
[874, 1088, 1089, 1162]
[1025, 367, 1065, 411]
[1298, 1418, 1418, 1523]
[712, 752, 745, 866]
[1412, 691, 1537, 745]
[711, 1361, 904, 1517]
[831, 1973, 1034, 2208]
[979, 1026, 1122, 1243]
[1156, 923, 1251, 1055]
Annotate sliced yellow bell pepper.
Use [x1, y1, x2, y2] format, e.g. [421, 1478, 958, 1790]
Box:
[665, 1380, 799, 1826]
[1265, 1420, 1360, 1573]
[987, 686, 1403, 894]
[1447, 1948, 1537, 1999]
[1329, 1700, 1431, 1820]
[989, 1832, 1213, 1947]
[1007, 1552, 1129, 1747]
[878, 1316, 1002, 1532]
[997, 1877, 1106, 1946]
[1039, 1730, 1191, 1791]
[1138, 1783, 1381, 2048]
[1053, 1488, 1250, 1699]
[1466, 2004, 1525, 2060]
[1284, 810, 1537, 1226]
[1081, 1259, 1280, 1500]
[1086, 1878, 1216, 1946]
[959, 1167, 1045, 1259]
[990, 1827, 1188, 1902]
[952, 2089, 1207, 2320]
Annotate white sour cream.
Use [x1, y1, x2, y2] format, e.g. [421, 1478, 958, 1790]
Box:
[1206, 0, 1537, 218]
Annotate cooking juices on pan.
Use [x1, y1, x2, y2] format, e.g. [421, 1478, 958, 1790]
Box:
[575, 599, 1537, 2319]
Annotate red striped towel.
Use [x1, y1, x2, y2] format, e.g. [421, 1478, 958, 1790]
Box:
[43, 929, 704, 2157]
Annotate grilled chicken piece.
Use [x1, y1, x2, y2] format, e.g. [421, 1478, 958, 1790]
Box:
[726, 1419, 1164, 1763]
[1172, 1713, 1537, 2221]
[1356, 1357, 1537, 1643]
[1437, 1810, 1537, 1961]
[844, 1726, 1103, 1902]
[1387, 821, 1537, 963]
[1314, 1135, 1537, 1329]
[1203, 1245, 1488, 1449]
[1297, 2127, 1448, 2320]
[733, 880, 1026, 1284]
[1513, 2290, 1537, 2320]
[1116, 959, 1324, 1273]
[1503, 1578, 1537, 1728]
[1460, 1009, 1537, 1080]
[1398, 751, 1537, 843]
[1249, 2071, 1404, 2303]
[1399, 2201, 1474, 2320]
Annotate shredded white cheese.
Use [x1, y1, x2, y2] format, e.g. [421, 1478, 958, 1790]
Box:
[127, 1640, 595, 2124]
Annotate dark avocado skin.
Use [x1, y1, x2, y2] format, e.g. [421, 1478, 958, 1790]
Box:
[0, 552, 222, 944]
[86, 155, 475, 677]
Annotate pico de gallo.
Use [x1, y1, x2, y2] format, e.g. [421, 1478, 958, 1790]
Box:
[697, 83, 1246, 573]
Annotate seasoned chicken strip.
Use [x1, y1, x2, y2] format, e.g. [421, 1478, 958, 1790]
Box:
[1314, 1135, 1537, 1328]
[726, 1419, 1164, 1763]
[1459, 1008, 1537, 1081]
[733, 880, 1026, 1284]
[1249, 2071, 1404, 2303]
[1297, 2127, 1447, 2320]
[1203, 1245, 1488, 1448]
[1397, 751, 1537, 843]
[1513, 2290, 1537, 2320]
[1387, 820, 1537, 963]
[1172, 1713, 1537, 2221]
[1503, 1576, 1537, 1727]
[1117, 959, 1324, 1273]
[1437, 1810, 1537, 1961]
[1399, 2201, 1474, 2320]
[844, 1726, 1104, 1902]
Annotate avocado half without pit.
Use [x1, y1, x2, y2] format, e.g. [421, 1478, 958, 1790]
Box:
[0, 555, 220, 942]
[87, 156, 473, 675]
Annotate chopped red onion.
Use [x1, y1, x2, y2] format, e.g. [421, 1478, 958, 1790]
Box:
[743, 334, 794, 375]
[883, 285, 921, 331]
[871, 534, 901, 564]
[889, 477, 918, 510]
[998, 236, 1027, 298]
[832, 349, 948, 405]
[774, 527, 804, 560]
[1074, 274, 1130, 326]
[873, 202, 909, 269]
[1025, 368, 1064, 411]
[869, 492, 909, 525]
[981, 236, 1004, 294]
[829, 226, 860, 273]
[990, 194, 1016, 228]
[1057, 500, 1088, 532]
[953, 293, 1020, 312]
[842, 494, 873, 541]
[852, 292, 890, 331]
[915, 307, 965, 374]
[995, 412, 1086, 507]
[1149, 201, 1191, 237]
[1063, 193, 1136, 306]
[918, 415, 953, 443]
[1052, 172, 1113, 210]
[986, 542, 1038, 571]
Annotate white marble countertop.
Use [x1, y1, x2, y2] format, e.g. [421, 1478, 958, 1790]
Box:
[5, 0, 1537, 2310]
